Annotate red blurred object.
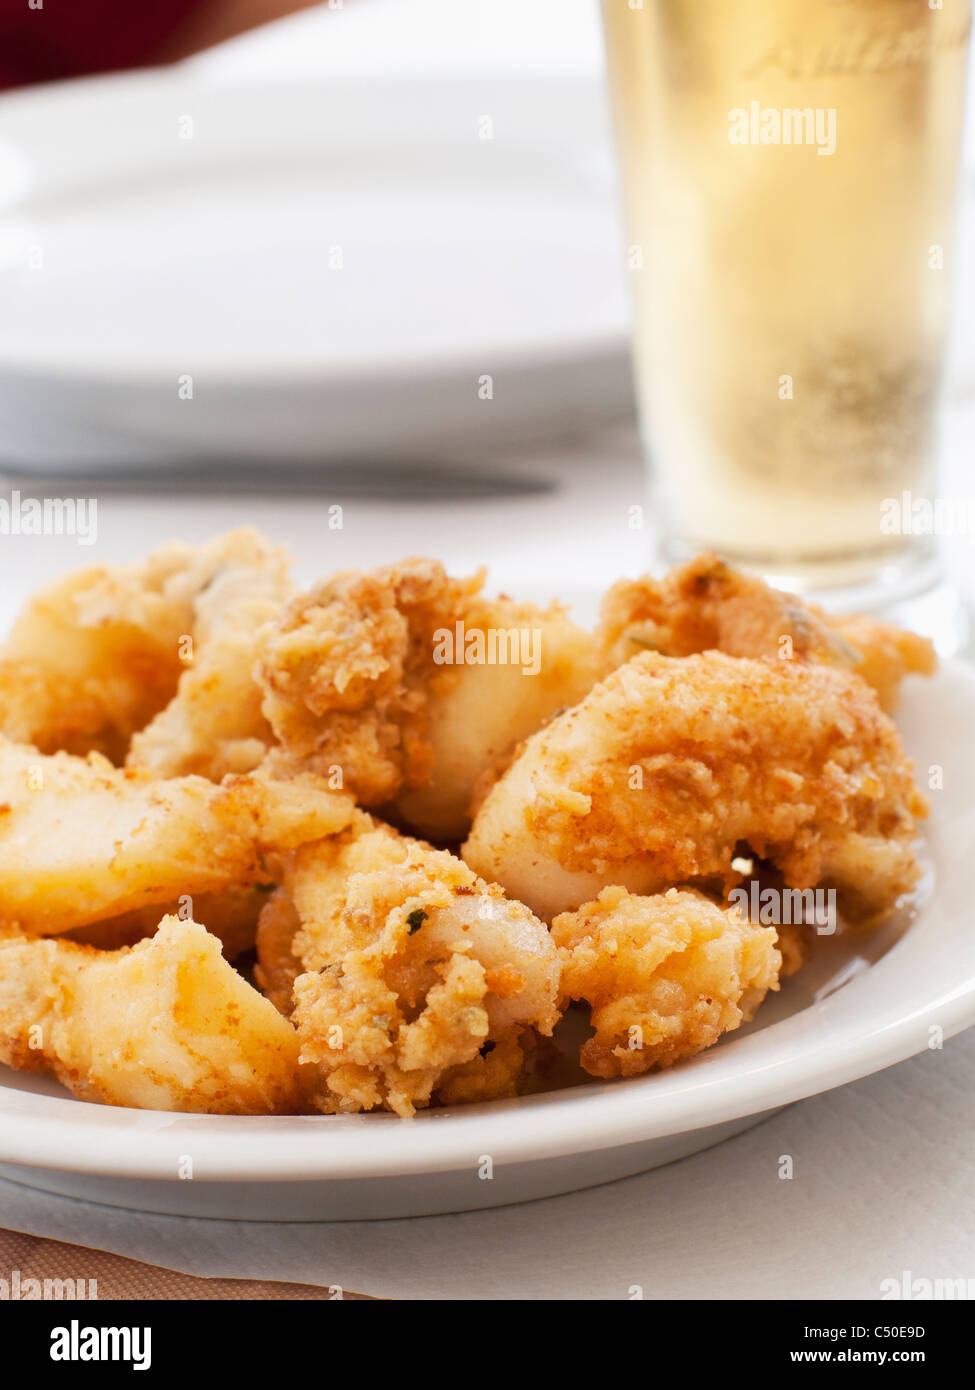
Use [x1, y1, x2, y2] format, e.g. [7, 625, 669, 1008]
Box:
[0, 0, 202, 90]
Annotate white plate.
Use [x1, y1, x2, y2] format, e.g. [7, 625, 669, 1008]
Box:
[0, 69, 631, 472]
[0, 661, 973, 1221]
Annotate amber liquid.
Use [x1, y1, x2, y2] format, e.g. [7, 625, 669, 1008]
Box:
[603, 0, 972, 588]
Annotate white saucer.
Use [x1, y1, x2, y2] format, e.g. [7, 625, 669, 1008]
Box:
[0, 661, 972, 1221]
[0, 69, 631, 472]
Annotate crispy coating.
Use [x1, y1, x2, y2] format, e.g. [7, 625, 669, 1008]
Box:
[254, 888, 304, 1015]
[395, 591, 601, 839]
[256, 559, 479, 806]
[128, 531, 292, 779]
[0, 529, 283, 763]
[552, 886, 781, 1078]
[463, 650, 927, 922]
[0, 736, 353, 935]
[773, 920, 810, 978]
[284, 812, 561, 1116]
[66, 886, 271, 959]
[0, 582, 182, 763]
[0, 664, 134, 764]
[256, 559, 599, 838]
[827, 611, 937, 714]
[599, 554, 935, 711]
[435, 1028, 533, 1106]
[0, 916, 304, 1113]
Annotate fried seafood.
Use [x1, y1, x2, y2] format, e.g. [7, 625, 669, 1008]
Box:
[0, 737, 353, 934]
[827, 610, 937, 714]
[254, 888, 304, 1015]
[772, 920, 811, 978]
[128, 532, 292, 780]
[66, 885, 271, 958]
[0, 528, 290, 763]
[256, 558, 600, 839]
[462, 650, 927, 922]
[276, 812, 560, 1115]
[0, 572, 184, 763]
[0, 532, 937, 1119]
[0, 916, 304, 1113]
[599, 554, 935, 711]
[433, 1028, 536, 1106]
[552, 886, 781, 1078]
[395, 590, 601, 839]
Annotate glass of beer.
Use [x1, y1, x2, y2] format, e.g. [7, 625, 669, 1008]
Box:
[602, 0, 972, 607]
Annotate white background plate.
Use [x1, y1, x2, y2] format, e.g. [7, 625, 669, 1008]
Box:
[0, 661, 972, 1221]
[2, 0, 975, 476]
[0, 70, 631, 471]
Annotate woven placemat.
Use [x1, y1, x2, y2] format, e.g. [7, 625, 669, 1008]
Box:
[0, 1228, 373, 1300]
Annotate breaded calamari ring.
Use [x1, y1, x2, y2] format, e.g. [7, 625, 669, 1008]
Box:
[0, 736, 353, 934]
[280, 812, 560, 1116]
[255, 558, 600, 839]
[0, 528, 290, 763]
[127, 531, 293, 780]
[462, 651, 927, 922]
[598, 553, 935, 712]
[394, 590, 601, 840]
[0, 916, 304, 1113]
[552, 886, 781, 1078]
[254, 887, 304, 1015]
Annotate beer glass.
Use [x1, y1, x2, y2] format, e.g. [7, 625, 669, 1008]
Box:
[602, 0, 972, 603]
